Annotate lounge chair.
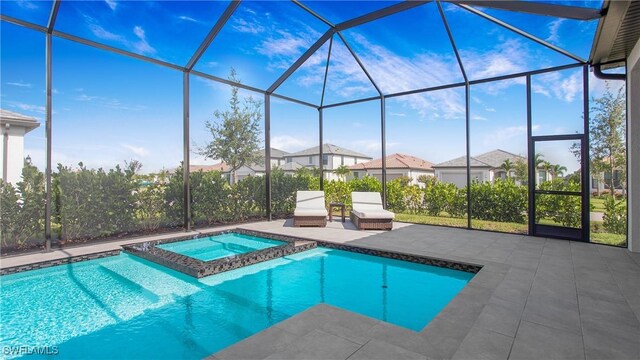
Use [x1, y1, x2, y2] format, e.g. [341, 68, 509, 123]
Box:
[350, 192, 394, 230]
[293, 191, 327, 227]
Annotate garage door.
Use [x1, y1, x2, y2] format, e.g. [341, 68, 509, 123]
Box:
[440, 172, 483, 187]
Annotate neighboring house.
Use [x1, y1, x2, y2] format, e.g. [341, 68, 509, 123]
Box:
[189, 148, 299, 183]
[0, 109, 40, 184]
[433, 149, 541, 187]
[348, 153, 435, 186]
[284, 143, 372, 181]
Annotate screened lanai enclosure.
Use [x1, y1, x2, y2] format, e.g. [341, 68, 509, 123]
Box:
[0, 0, 629, 255]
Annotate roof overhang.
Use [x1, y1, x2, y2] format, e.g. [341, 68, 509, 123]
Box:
[0, 111, 40, 134]
[590, 0, 640, 68]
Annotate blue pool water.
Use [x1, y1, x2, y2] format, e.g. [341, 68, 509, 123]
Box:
[156, 233, 284, 261]
[0, 248, 473, 359]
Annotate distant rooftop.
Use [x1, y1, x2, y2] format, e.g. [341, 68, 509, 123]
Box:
[287, 144, 371, 159]
[0, 109, 40, 132]
[434, 149, 525, 168]
[350, 153, 434, 171]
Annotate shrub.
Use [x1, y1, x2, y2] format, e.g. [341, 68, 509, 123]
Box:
[54, 163, 136, 241]
[424, 181, 458, 217]
[536, 179, 581, 228]
[385, 179, 406, 212]
[603, 196, 626, 235]
[470, 179, 527, 223]
[0, 164, 45, 249]
[349, 175, 382, 193]
[324, 180, 352, 208]
[191, 170, 232, 225]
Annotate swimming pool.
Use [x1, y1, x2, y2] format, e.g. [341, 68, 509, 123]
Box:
[0, 247, 473, 359]
[156, 233, 285, 261]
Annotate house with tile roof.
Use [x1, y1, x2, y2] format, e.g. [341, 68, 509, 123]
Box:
[348, 153, 435, 186]
[433, 149, 539, 187]
[189, 148, 297, 183]
[284, 143, 372, 181]
[1, 109, 40, 184]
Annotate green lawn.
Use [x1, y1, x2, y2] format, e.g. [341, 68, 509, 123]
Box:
[590, 197, 627, 213]
[395, 213, 627, 247]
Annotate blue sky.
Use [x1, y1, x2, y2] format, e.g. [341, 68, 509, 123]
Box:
[0, 0, 622, 174]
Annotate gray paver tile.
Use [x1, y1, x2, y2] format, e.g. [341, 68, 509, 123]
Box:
[347, 340, 427, 360]
[265, 329, 361, 360]
[215, 326, 299, 360]
[510, 321, 584, 360]
[452, 326, 513, 360]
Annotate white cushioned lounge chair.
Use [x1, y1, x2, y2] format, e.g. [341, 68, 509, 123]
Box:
[293, 191, 327, 227]
[350, 192, 394, 230]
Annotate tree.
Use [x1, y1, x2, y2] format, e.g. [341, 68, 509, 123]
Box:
[550, 164, 567, 179]
[572, 84, 626, 197]
[333, 165, 351, 181]
[500, 159, 514, 177]
[198, 69, 263, 184]
[513, 159, 528, 185]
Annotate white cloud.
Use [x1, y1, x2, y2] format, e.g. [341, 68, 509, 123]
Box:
[270, 135, 313, 152]
[132, 26, 156, 55]
[532, 70, 582, 102]
[462, 39, 528, 80]
[122, 144, 150, 157]
[6, 101, 45, 114]
[84, 16, 155, 56]
[89, 24, 125, 42]
[546, 19, 565, 44]
[105, 0, 117, 11]
[482, 125, 535, 146]
[6, 81, 31, 88]
[178, 15, 198, 23]
[73, 94, 99, 102]
[389, 112, 405, 117]
[73, 92, 146, 110]
[16, 0, 37, 10]
[233, 18, 265, 35]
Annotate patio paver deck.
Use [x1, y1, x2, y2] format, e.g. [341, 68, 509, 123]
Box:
[2, 219, 639, 359]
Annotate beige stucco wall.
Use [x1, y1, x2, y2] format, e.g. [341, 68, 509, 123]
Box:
[1, 125, 27, 185]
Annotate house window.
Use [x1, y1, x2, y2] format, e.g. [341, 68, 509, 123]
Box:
[308, 156, 313, 165]
[353, 171, 359, 179]
[538, 171, 546, 184]
[286, 157, 292, 163]
[341, 156, 344, 165]
[323, 155, 328, 166]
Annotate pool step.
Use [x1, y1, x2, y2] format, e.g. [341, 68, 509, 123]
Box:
[100, 256, 202, 297]
[64, 260, 159, 321]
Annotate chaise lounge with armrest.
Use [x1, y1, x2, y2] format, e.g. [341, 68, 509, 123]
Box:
[293, 190, 328, 227]
[350, 191, 394, 230]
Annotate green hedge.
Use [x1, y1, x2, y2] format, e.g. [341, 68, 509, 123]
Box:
[1, 163, 627, 251]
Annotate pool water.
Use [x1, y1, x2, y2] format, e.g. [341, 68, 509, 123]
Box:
[156, 233, 284, 261]
[0, 248, 473, 359]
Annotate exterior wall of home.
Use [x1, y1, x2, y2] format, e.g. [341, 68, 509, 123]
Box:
[435, 168, 488, 188]
[288, 155, 319, 168]
[1, 125, 27, 185]
[628, 37, 640, 252]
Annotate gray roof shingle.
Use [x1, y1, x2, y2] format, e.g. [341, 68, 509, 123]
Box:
[286, 143, 372, 159]
[434, 149, 525, 168]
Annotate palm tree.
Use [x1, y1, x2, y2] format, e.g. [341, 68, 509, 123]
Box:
[533, 153, 545, 168]
[500, 159, 514, 178]
[334, 165, 351, 181]
[551, 164, 567, 179]
[541, 161, 554, 181]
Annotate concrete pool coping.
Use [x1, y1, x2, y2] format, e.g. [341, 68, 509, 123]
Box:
[2, 219, 640, 359]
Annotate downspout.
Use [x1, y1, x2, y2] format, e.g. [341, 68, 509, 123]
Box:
[593, 63, 626, 81]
